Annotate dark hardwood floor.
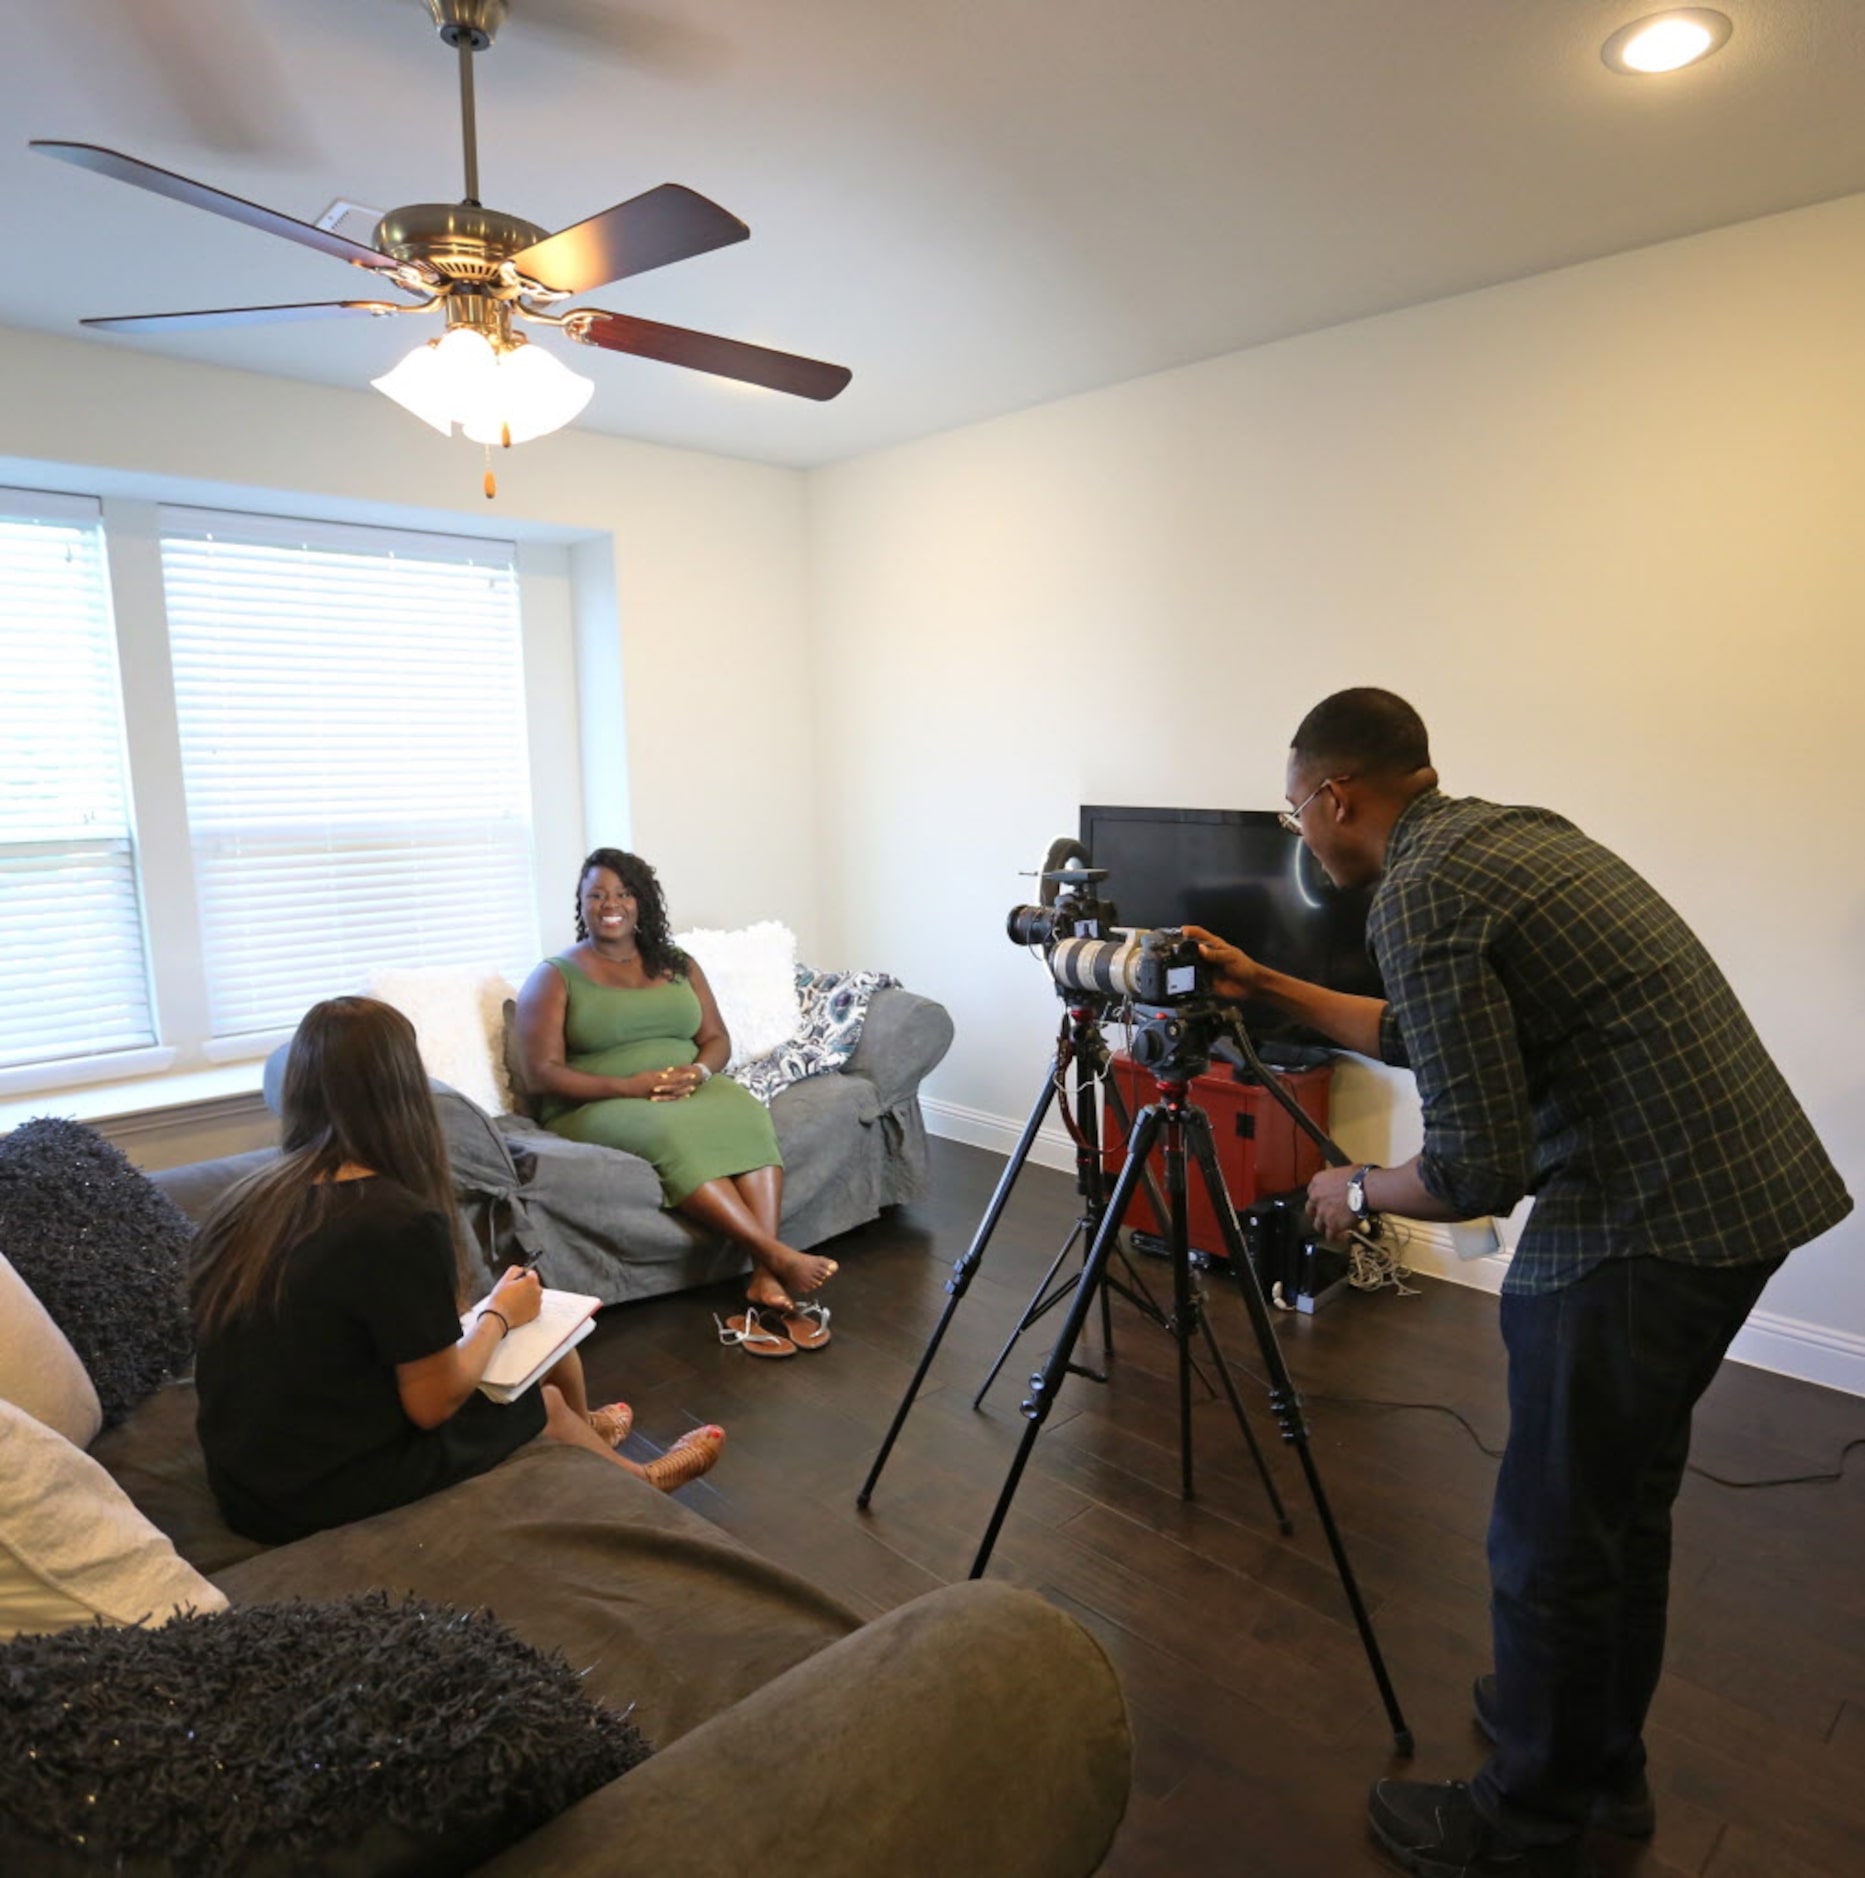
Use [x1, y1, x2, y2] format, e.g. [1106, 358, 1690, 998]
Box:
[579, 1138, 1865, 1877]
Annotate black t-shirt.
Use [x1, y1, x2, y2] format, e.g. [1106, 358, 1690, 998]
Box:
[194, 1177, 544, 1542]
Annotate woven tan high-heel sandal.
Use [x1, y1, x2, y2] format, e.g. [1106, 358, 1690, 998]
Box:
[642, 1424, 725, 1492]
[588, 1401, 633, 1448]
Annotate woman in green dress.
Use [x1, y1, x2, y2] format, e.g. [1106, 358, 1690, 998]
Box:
[516, 849, 836, 1351]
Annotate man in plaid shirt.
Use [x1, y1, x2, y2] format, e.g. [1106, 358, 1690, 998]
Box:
[1189, 688, 1851, 1878]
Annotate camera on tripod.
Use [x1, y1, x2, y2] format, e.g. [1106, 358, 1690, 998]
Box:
[1006, 841, 1227, 1078]
[1004, 836, 1121, 953]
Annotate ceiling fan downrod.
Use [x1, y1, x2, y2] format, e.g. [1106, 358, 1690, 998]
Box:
[426, 0, 507, 207]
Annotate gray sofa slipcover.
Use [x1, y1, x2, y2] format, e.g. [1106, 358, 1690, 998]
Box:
[220, 985, 956, 1308]
[78, 1152, 1132, 1878]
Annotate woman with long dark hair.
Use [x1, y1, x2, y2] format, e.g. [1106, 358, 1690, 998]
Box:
[515, 849, 836, 1357]
[192, 997, 722, 1542]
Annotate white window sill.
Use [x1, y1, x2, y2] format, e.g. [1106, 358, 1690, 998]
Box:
[0, 1059, 268, 1136]
[0, 1046, 179, 1099]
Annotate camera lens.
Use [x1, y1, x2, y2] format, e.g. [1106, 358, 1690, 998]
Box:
[1006, 904, 1056, 947]
[1049, 933, 1145, 997]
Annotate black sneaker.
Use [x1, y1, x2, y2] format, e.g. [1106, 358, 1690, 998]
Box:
[1470, 1675, 1657, 1838]
[1367, 1779, 1594, 1877]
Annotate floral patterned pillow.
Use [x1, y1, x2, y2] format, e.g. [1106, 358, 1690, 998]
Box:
[732, 966, 900, 1104]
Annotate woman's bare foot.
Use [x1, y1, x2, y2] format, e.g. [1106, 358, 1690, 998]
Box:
[745, 1270, 795, 1311]
[765, 1246, 838, 1297]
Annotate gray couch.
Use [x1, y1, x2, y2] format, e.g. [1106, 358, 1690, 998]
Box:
[75, 1149, 1133, 1878]
[239, 986, 956, 1308]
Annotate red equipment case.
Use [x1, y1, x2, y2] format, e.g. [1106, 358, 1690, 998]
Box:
[1101, 1053, 1333, 1259]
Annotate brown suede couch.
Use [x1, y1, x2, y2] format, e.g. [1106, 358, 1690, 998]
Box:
[86, 1152, 1133, 1878]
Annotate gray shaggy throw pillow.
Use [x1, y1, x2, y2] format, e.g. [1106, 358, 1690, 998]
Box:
[0, 1118, 193, 1427]
[0, 1591, 653, 1877]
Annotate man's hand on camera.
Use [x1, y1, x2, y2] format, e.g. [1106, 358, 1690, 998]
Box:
[1181, 924, 1262, 1002]
[1306, 1164, 1361, 1240]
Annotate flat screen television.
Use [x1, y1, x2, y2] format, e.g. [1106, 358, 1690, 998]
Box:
[1076, 804, 1383, 1045]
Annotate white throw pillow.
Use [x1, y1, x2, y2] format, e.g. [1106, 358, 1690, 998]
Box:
[673, 922, 802, 1069]
[368, 965, 517, 1117]
[0, 1398, 227, 1639]
[0, 1251, 102, 1449]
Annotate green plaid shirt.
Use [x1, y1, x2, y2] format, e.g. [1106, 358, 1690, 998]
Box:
[1369, 791, 1851, 1294]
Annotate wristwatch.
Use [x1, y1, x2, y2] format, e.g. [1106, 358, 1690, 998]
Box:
[1346, 1164, 1377, 1221]
[694, 1063, 713, 1084]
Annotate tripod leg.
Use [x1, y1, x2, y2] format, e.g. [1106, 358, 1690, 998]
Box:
[1098, 1048, 1176, 1324]
[973, 1220, 1087, 1408]
[857, 1061, 1061, 1511]
[1077, 1043, 1117, 1368]
[969, 1105, 1163, 1579]
[1163, 1102, 1198, 1501]
[976, 1013, 1121, 1406]
[1186, 1113, 1414, 1754]
[1179, 1110, 1291, 1532]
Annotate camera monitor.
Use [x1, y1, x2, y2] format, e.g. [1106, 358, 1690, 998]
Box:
[1077, 804, 1383, 1042]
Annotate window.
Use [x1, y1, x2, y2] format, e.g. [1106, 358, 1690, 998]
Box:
[159, 509, 541, 1044]
[0, 491, 155, 1073]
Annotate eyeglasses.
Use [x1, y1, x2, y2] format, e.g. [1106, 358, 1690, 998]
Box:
[1278, 777, 1348, 837]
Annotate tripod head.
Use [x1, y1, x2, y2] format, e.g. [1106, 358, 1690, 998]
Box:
[1125, 1004, 1353, 1171]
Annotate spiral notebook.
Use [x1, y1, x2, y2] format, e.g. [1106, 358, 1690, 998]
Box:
[461, 1287, 602, 1403]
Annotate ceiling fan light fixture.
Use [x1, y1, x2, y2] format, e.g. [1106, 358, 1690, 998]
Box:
[373, 327, 591, 446]
[371, 328, 491, 435]
[462, 338, 595, 446]
[1601, 9, 1733, 76]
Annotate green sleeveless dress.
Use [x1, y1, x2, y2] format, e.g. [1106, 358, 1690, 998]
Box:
[536, 957, 783, 1205]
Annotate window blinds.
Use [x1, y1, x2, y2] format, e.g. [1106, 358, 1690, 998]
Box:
[159, 508, 540, 1042]
[0, 491, 156, 1072]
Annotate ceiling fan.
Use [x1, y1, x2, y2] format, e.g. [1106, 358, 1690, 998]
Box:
[32, 0, 850, 492]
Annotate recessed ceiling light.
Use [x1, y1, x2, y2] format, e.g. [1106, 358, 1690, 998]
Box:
[1602, 9, 1734, 76]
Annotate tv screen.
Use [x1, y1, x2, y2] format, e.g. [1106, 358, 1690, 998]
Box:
[1076, 805, 1383, 1032]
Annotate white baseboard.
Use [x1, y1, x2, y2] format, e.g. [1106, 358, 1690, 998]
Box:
[1724, 1310, 1865, 1398]
[923, 1104, 1865, 1399]
[921, 1095, 1078, 1174]
[1389, 1221, 1515, 1295]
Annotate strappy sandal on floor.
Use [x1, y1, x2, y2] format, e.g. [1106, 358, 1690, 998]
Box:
[642, 1424, 725, 1492]
[714, 1307, 796, 1359]
[588, 1401, 633, 1447]
[778, 1299, 831, 1351]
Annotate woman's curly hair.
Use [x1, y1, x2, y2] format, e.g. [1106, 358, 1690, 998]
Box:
[574, 848, 688, 981]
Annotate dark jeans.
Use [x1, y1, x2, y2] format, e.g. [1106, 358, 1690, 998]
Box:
[1471, 1252, 1783, 1845]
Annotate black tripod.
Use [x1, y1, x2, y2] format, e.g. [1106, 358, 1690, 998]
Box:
[970, 1009, 1247, 1419]
[862, 1007, 1414, 1755]
[857, 1000, 1290, 1536]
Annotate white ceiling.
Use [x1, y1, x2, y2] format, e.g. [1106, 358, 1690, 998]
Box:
[3, 0, 1864, 469]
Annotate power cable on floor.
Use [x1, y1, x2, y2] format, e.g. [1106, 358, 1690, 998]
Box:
[1218, 1352, 1865, 1489]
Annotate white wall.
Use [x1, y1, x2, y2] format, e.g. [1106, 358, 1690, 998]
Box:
[807, 191, 1865, 1388]
[0, 326, 819, 954]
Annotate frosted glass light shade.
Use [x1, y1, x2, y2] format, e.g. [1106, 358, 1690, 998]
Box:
[372, 328, 497, 436]
[372, 330, 592, 445]
[463, 341, 596, 446]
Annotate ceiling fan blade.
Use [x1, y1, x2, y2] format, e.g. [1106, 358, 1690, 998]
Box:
[567, 309, 851, 401]
[506, 185, 748, 296]
[81, 301, 420, 335]
[29, 143, 434, 284]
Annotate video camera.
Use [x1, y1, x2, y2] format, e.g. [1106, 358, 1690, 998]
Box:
[1006, 840, 1226, 1076]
